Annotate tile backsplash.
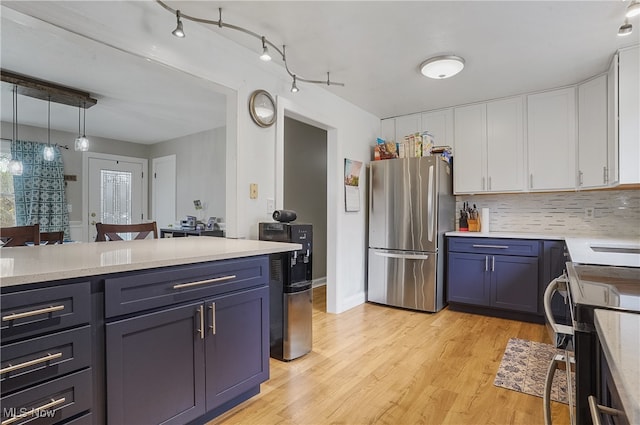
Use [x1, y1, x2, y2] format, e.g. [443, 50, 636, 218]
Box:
[456, 190, 640, 238]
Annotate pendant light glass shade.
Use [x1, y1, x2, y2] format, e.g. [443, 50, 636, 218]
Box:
[8, 159, 23, 176]
[43, 145, 55, 161]
[44, 97, 55, 161]
[420, 55, 465, 79]
[74, 104, 89, 152]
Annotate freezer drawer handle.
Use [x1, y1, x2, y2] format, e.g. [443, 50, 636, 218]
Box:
[1, 397, 66, 425]
[0, 352, 63, 375]
[2, 305, 65, 322]
[471, 244, 509, 249]
[588, 395, 623, 425]
[173, 275, 236, 289]
[374, 252, 429, 260]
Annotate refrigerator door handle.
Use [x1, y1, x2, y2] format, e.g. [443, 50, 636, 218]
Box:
[369, 162, 374, 212]
[427, 164, 434, 242]
[373, 251, 430, 260]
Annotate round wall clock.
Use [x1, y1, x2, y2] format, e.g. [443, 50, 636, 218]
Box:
[249, 89, 276, 128]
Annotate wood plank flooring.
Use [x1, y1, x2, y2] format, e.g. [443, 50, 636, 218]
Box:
[209, 286, 570, 425]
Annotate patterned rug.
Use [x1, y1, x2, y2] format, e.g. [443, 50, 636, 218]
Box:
[494, 337, 574, 404]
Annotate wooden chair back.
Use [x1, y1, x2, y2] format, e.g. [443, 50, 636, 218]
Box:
[95, 222, 158, 242]
[0, 224, 41, 247]
[40, 231, 65, 245]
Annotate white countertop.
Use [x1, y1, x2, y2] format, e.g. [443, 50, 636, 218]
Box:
[565, 237, 640, 268]
[0, 237, 301, 287]
[445, 231, 564, 240]
[594, 309, 640, 425]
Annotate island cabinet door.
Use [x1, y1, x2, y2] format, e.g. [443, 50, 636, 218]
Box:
[205, 286, 269, 411]
[447, 252, 491, 306]
[106, 301, 206, 425]
[490, 255, 539, 313]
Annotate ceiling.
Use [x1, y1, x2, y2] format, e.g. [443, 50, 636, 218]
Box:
[1, 1, 638, 144]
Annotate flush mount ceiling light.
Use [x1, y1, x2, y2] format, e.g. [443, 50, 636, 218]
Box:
[626, 1, 640, 18]
[420, 55, 465, 79]
[618, 19, 633, 36]
[157, 1, 344, 93]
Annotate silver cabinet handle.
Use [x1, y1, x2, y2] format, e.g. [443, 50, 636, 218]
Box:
[0, 352, 63, 375]
[173, 275, 236, 289]
[2, 305, 65, 322]
[1, 397, 66, 425]
[197, 305, 204, 340]
[491, 256, 495, 272]
[588, 395, 623, 425]
[485, 256, 489, 272]
[472, 244, 509, 249]
[209, 302, 216, 335]
[603, 166, 608, 184]
[374, 251, 429, 260]
[427, 165, 434, 242]
[482, 177, 485, 191]
[488, 176, 492, 191]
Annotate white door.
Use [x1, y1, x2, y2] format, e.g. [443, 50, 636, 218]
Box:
[88, 156, 145, 242]
[152, 155, 177, 229]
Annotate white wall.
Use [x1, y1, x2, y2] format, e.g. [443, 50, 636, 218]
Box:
[3, 3, 380, 313]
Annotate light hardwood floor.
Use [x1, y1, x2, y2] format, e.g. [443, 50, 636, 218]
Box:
[209, 286, 570, 425]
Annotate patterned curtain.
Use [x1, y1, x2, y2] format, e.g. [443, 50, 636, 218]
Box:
[11, 140, 70, 239]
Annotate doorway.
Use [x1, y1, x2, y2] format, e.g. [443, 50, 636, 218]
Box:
[151, 154, 177, 229]
[84, 152, 148, 242]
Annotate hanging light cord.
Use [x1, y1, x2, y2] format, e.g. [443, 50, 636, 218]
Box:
[156, 1, 345, 88]
[48, 96, 51, 146]
[13, 84, 18, 143]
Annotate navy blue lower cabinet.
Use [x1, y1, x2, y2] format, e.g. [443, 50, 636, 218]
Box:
[447, 252, 491, 306]
[205, 286, 269, 410]
[106, 301, 206, 425]
[491, 255, 539, 313]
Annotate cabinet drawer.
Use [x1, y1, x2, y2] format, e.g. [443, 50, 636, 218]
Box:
[0, 368, 92, 425]
[448, 237, 539, 256]
[1, 326, 92, 395]
[1, 283, 91, 344]
[104, 256, 269, 318]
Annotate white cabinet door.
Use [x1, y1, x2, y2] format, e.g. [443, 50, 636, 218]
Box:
[394, 113, 422, 143]
[578, 74, 608, 189]
[486, 97, 524, 192]
[607, 54, 619, 185]
[618, 45, 640, 184]
[380, 118, 396, 143]
[454, 104, 486, 193]
[421, 108, 453, 147]
[527, 87, 577, 191]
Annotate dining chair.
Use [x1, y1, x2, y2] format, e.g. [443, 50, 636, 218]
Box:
[40, 231, 65, 245]
[0, 224, 41, 247]
[95, 222, 158, 242]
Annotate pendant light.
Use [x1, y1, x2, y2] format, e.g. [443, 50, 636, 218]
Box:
[9, 84, 23, 176]
[74, 102, 89, 152]
[43, 97, 55, 161]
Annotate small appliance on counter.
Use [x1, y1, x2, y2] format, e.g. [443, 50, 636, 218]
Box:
[181, 215, 197, 230]
[259, 221, 313, 361]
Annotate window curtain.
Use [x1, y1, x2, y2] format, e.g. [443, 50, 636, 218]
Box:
[11, 140, 70, 239]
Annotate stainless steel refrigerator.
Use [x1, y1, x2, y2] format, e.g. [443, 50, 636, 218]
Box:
[367, 157, 455, 312]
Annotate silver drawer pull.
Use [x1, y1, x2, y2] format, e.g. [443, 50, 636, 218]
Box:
[2, 305, 65, 322]
[588, 395, 623, 425]
[0, 352, 63, 375]
[173, 275, 236, 289]
[1, 397, 66, 425]
[472, 244, 509, 249]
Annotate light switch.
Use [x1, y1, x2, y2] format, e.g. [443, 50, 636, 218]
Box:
[250, 183, 258, 199]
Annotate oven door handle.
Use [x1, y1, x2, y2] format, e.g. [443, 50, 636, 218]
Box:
[544, 353, 576, 425]
[544, 277, 574, 338]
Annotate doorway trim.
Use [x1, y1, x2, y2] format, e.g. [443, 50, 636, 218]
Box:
[275, 95, 339, 313]
[82, 151, 148, 242]
[151, 154, 177, 228]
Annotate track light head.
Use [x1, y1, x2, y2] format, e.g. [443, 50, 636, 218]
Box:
[259, 36, 271, 61]
[172, 10, 185, 38]
[291, 75, 299, 93]
[619, 19, 633, 36]
[627, 1, 640, 18]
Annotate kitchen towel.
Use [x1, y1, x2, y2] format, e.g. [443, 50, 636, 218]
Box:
[481, 208, 490, 233]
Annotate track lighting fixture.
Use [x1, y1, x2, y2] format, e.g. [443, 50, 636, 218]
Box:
[618, 19, 633, 36]
[74, 103, 89, 152]
[172, 10, 185, 38]
[43, 97, 55, 161]
[157, 1, 344, 91]
[259, 36, 271, 62]
[626, 1, 640, 18]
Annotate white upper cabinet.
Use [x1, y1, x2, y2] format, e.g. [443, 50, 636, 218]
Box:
[453, 97, 524, 194]
[578, 74, 608, 189]
[486, 97, 524, 192]
[394, 113, 422, 143]
[421, 108, 453, 147]
[618, 45, 640, 185]
[607, 54, 619, 186]
[527, 87, 577, 191]
[454, 103, 486, 193]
